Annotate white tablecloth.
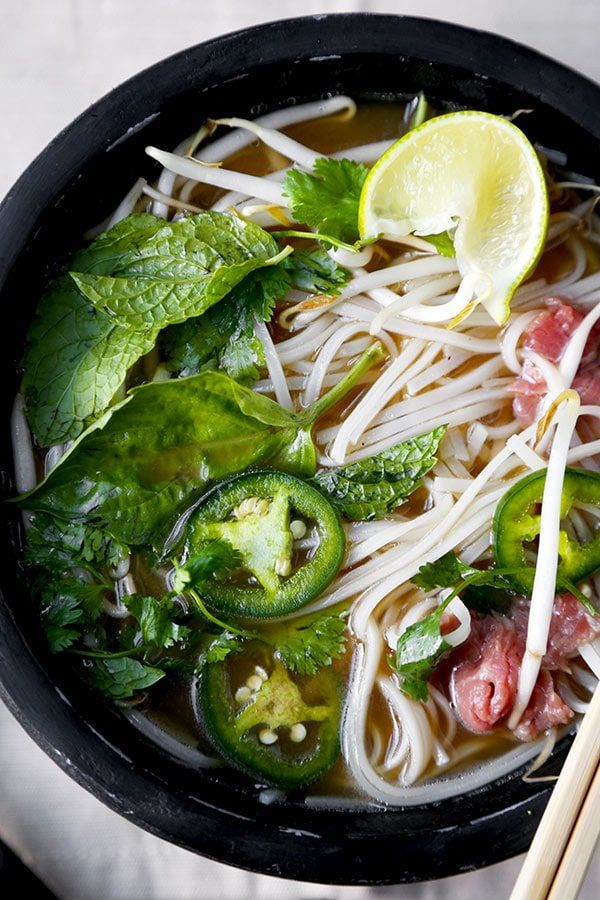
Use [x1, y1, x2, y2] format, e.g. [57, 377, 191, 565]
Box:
[2, 2, 600, 897]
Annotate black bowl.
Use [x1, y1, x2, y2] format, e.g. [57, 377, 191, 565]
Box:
[1, 13, 599, 886]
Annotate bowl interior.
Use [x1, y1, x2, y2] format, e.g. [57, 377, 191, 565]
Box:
[1, 14, 599, 884]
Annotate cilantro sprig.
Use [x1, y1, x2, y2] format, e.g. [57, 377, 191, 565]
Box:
[282, 158, 368, 245]
[392, 550, 597, 702]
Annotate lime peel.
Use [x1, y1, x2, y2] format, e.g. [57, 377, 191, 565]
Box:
[359, 110, 549, 325]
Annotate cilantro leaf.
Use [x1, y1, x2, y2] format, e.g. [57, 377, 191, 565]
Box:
[412, 551, 474, 591]
[412, 552, 518, 616]
[282, 158, 368, 244]
[420, 231, 456, 258]
[123, 594, 190, 650]
[201, 632, 244, 665]
[173, 540, 241, 593]
[271, 612, 347, 676]
[391, 599, 452, 701]
[25, 512, 126, 575]
[285, 249, 351, 294]
[88, 656, 165, 699]
[42, 595, 83, 653]
[312, 426, 446, 520]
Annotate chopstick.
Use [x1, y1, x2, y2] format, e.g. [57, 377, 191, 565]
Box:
[547, 762, 600, 898]
[510, 680, 600, 900]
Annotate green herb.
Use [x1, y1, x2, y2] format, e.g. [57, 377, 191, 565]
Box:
[282, 158, 368, 244]
[25, 512, 126, 576]
[161, 249, 350, 383]
[123, 594, 190, 650]
[22, 212, 281, 446]
[311, 426, 446, 520]
[270, 611, 347, 676]
[391, 597, 452, 701]
[71, 212, 279, 328]
[420, 230, 456, 258]
[172, 540, 241, 593]
[87, 656, 166, 699]
[413, 551, 596, 617]
[18, 343, 385, 546]
[201, 632, 244, 665]
[38, 576, 106, 653]
[413, 552, 517, 617]
[42, 595, 86, 653]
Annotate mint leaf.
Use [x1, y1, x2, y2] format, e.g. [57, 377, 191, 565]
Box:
[123, 594, 190, 650]
[391, 598, 452, 701]
[23, 212, 279, 446]
[71, 212, 278, 329]
[88, 657, 165, 699]
[283, 158, 368, 244]
[22, 278, 154, 447]
[270, 612, 347, 676]
[312, 426, 446, 520]
[18, 346, 384, 546]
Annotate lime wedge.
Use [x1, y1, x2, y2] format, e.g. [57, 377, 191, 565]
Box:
[358, 111, 549, 324]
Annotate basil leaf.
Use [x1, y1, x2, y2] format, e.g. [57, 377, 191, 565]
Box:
[23, 212, 279, 446]
[88, 657, 165, 699]
[311, 426, 446, 520]
[18, 373, 297, 545]
[282, 158, 368, 244]
[18, 345, 384, 546]
[391, 598, 452, 701]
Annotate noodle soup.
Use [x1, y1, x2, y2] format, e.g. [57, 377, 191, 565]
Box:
[13, 95, 600, 806]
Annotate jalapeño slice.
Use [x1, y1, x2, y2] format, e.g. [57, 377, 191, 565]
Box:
[182, 470, 345, 618]
[199, 641, 341, 789]
[493, 466, 600, 591]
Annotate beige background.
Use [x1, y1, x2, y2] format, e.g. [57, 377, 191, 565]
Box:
[1, 1, 600, 898]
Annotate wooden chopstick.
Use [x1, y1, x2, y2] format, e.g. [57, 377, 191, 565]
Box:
[510, 680, 600, 900]
[547, 762, 600, 899]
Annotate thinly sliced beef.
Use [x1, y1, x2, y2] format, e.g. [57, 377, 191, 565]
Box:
[513, 671, 573, 741]
[512, 593, 600, 671]
[439, 594, 599, 740]
[522, 299, 585, 363]
[446, 617, 521, 733]
[511, 297, 600, 425]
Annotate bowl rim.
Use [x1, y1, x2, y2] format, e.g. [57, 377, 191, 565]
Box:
[1, 12, 600, 885]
